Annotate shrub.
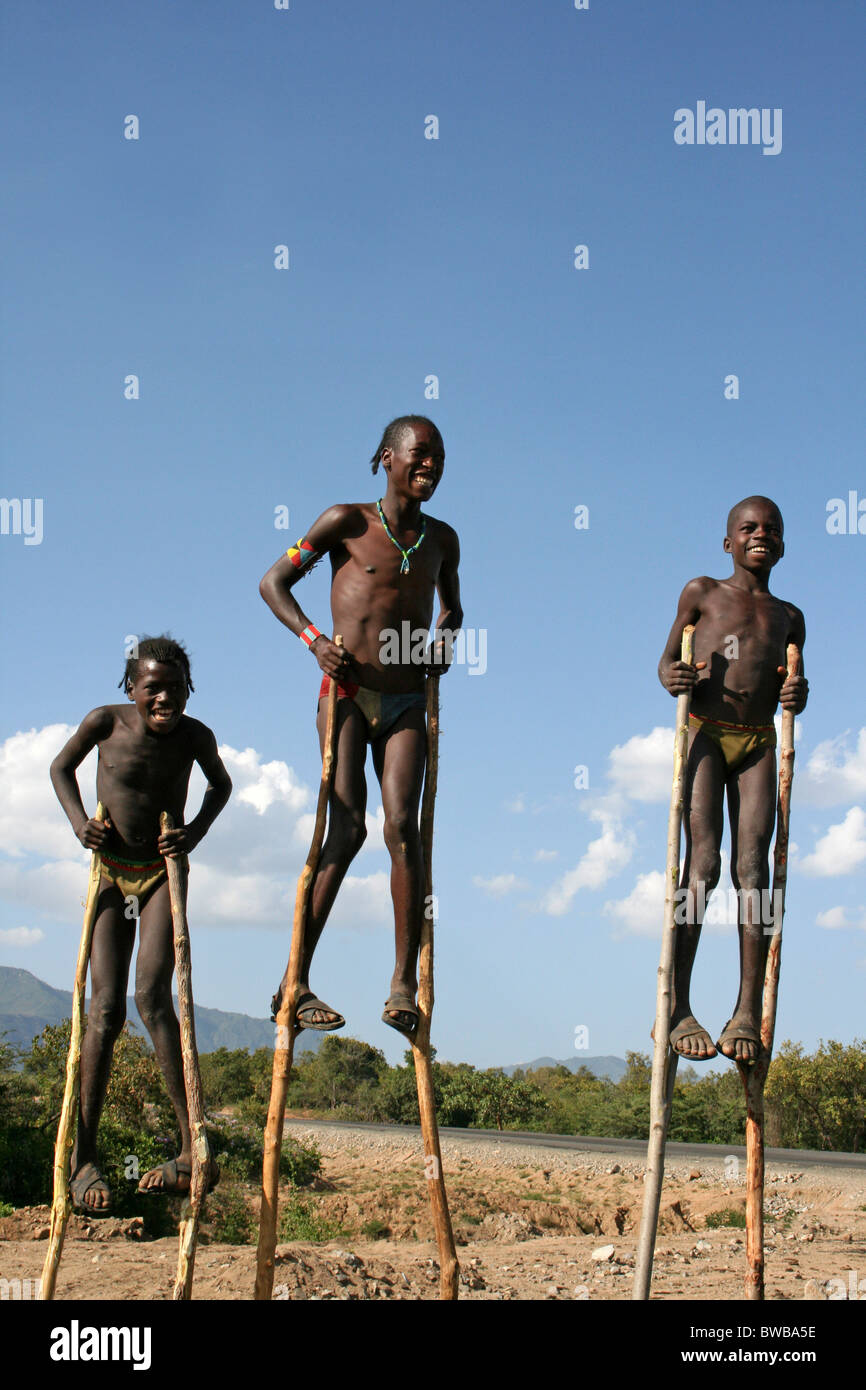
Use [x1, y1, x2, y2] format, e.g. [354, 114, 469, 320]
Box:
[705, 1207, 746, 1229]
[278, 1187, 345, 1244]
[95, 1117, 178, 1229]
[206, 1168, 256, 1245]
[0, 1123, 54, 1207]
[360, 1217, 390, 1240]
[206, 1120, 321, 1187]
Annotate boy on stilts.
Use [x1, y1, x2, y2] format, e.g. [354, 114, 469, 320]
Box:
[260, 415, 462, 1039]
[49, 636, 231, 1213]
[658, 497, 808, 1063]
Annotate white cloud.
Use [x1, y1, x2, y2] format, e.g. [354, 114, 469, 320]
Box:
[328, 871, 391, 928]
[799, 729, 866, 806]
[188, 863, 391, 932]
[603, 852, 738, 938]
[0, 726, 393, 934]
[540, 806, 634, 916]
[0, 725, 96, 859]
[0, 857, 90, 920]
[363, 805, 386, 850]
[186, 863, 293, 926]
[0, 926, 44, 947]
[293, 813, 316, 848]
[505, 794, 526, 814]
[294, 804, 385, 853]
[800, 807, 866, 877]
[603, 869, 665, 936]
[607, 727, 675, 803]
[816, 905, 866, 931]
[534, 849, 558, 862]
[606, 719, 806, 806]
[473, 873, 529, 898]
[228, 747, 309, 816]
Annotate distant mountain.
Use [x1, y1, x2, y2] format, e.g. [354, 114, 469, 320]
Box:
[0, 966, 323, 1057]
[0, 967, 70, 1017]
[1, 970, 625, 1076]
[503, 1055, 627, 1083]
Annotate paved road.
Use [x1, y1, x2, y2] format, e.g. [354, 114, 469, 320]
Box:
[285, 1117, 866, 1171]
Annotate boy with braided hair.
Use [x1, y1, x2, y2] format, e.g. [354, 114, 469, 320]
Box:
[260, 415, 462, 1039]
[50, 635, 232, 1212]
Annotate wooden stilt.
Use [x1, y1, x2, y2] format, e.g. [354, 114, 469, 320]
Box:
[161, 811, 211, 1301]
[633, 625, 695, 1300]
[254, 639, 342, 1301]
[737, 643, 799, 1300]
[41, 802, 106, 1301]
[410, 674, 460, 1300]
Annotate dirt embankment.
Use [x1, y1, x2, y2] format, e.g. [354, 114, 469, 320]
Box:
[2, 1124, 864, 1300]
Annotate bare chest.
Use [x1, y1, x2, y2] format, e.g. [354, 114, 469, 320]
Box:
[99, 724, 192, 792]
[700, 588, 790, 668]
[340, 525, 440, 594]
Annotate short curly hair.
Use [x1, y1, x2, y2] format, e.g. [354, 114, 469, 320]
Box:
[118, 634, 194, 695]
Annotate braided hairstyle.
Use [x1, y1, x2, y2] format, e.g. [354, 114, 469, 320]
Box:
[370, 415, 443, 474]
[119, 634, 194, 695]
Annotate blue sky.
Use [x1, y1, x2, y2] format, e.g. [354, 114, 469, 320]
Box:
[2, 2, 864, 1070]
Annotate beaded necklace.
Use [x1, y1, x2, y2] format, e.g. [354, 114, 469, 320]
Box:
[376, 499, 426, 575]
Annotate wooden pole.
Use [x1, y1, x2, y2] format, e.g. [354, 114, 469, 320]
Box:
[41, 802, 106, 1301]
[254, 637, 342, 1301]
[737, 642, 799, 1301]
[633, 624, 695, 1300]
[410, 674, 460, 1300]
[161, 811, 211, 1301]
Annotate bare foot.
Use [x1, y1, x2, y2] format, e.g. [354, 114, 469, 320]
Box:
[70, 1161, 112, 1214]
[653, 1014, 718, 1061]
[383, 988, 419, 1040]
[296, 990, 344, 1030]
[137, 1155, 192, 1194]
[270, 985, 344, 1029]
[716, 1015, 762, 1062]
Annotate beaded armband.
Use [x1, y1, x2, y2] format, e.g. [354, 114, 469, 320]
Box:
[300, 624, 322, 649]
[287, 537, 319, 571]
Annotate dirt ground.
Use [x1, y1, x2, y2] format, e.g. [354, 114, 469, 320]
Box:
[3, 1122, 864, 1301]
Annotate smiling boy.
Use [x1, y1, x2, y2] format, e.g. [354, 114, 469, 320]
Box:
[50, 636, 231, 1212]
[658, 497, 808, 1063]
[260, 415, 462, 1039]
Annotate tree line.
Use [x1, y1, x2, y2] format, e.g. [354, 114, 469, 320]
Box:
[199, 1034, 866, 1152]
[2, 1027, 863, 1218]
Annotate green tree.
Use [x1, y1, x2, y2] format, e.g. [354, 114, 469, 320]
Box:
[441, 1068, 547, 1131]
[287, 1036, 387, 1114]
[377, 1054, 424, 1124]
[0, 1037, 49, 1205]
[4, 1022, 175, 1216]
[603, 1052, 651, 1139]
[620, 1051, 652, 1090]
[227, 1049, 278, 1127]
[525, 1065, 614, 1136]
[199, 1047, 258, 1108]
[766, 1039, 866, 1151]
[23, 1020, 174, 1134]
[0, 1038, 33, 1123]
[375, 1052, 477, 1127]
[669, 1069, 745, 1145]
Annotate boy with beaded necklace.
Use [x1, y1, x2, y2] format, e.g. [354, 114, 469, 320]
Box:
[260, 416, 463, 1039]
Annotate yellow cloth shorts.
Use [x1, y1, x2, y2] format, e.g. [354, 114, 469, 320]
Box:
[689, 713, 777, 772]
